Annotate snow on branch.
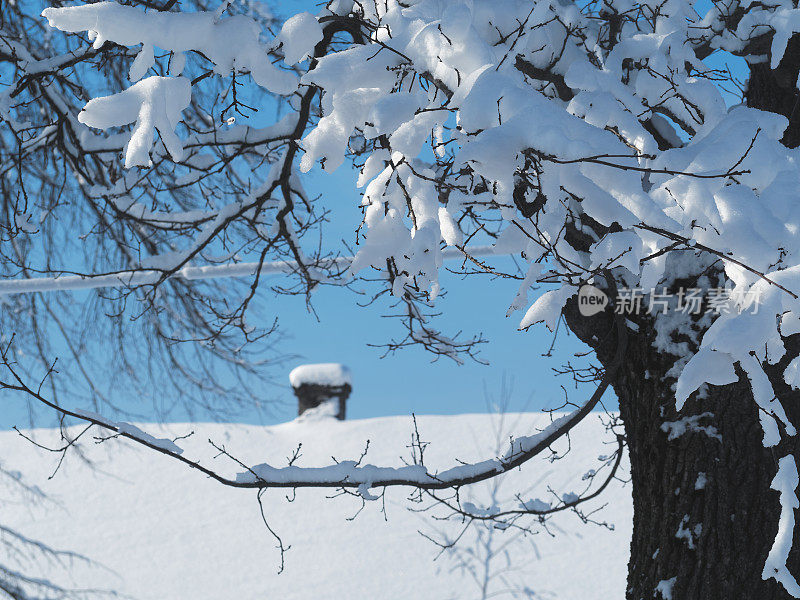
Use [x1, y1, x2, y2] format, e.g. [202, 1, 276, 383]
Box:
[78, 76, 192, 168]
[763, 456, 800, 598]
[41, 2, 298, 92]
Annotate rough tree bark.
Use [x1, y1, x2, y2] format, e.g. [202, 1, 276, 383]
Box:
[565, 284, 800, 599]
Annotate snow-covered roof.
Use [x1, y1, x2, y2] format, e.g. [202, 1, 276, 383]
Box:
[289, 362, 352, 387]
[2, 413, 631, 599]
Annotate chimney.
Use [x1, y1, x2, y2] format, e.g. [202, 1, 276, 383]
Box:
[289, 363, 351, 420]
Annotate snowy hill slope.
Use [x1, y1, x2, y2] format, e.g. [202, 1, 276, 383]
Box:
[1, 412, 632, 599]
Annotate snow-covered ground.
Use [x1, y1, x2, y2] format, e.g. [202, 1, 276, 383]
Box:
[1, 412, 632, 599]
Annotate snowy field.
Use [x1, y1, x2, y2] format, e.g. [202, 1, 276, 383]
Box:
[2, 412, 632, 599]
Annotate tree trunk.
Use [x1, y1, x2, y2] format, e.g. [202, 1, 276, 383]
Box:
[564, 295, 800, 599]
[554, 37, 800, 597]
[615, 327, 800, 599]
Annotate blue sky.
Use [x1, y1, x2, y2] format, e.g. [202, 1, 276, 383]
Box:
[3, 0, 750, 430]
[1, 0, 623, 429]
[257, 0, 605, 424]
[241, 0, 745, 426]
[249, 164, 606, 424]
[1, 140, 603, 430]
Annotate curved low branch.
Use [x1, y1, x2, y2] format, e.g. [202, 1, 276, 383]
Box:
[1, 296, 627, 492]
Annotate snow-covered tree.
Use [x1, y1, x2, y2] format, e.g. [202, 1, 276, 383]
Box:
[4, 0, 800, 597]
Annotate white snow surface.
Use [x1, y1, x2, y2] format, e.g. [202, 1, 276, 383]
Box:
[1, 412, 631, 599]
[288, 362, 352, 387]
